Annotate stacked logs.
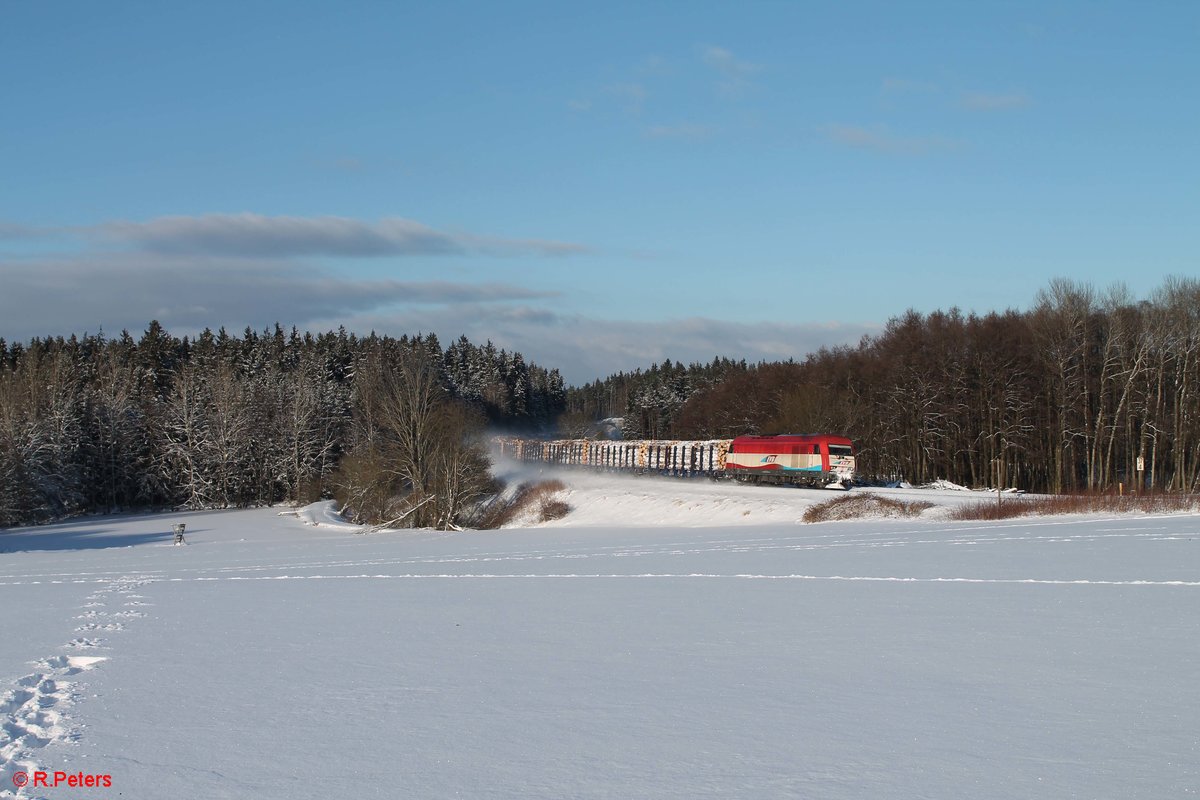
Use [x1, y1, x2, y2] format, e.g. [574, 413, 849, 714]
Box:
[494, 438, 732, 477]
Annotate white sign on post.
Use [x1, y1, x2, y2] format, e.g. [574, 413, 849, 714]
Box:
[1136, 456, 1145, 472]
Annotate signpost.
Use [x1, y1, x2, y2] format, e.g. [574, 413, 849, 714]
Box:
[993, 458, 1002, 510]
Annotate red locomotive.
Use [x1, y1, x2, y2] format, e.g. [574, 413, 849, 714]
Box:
[724, 434, 856, 488]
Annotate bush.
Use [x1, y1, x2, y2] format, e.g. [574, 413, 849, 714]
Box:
[329, 447, 395, 525]
[803, 493, 933, 523]
[538, 499, 570, 522]
[948, 492, 1200, 521]
[474, 479, 569, 528]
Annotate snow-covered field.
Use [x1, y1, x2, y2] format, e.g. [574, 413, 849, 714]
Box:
[492, 460, 995, 527]
[2, 471, 1198, 799]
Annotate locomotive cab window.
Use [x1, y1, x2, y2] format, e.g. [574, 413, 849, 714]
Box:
[828, 445, 853, 457]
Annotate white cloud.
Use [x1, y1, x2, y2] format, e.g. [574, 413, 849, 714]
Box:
[701, 45, 760, 78]
[700, 45, 762, 95]
[89, 213, 585, 258]
[605, 82, 648, 113]
[881, 77, 940, 95]
[821, 124, 960, 155]
[0, 222, 51, 241]
[311, 306, 878, 385]
[635, 55, 672, 77]
[0, 212, 874, 384]
[645, 123, 713, 139]
[0, 253, 555, 340]
[961, 91, 1030, 111]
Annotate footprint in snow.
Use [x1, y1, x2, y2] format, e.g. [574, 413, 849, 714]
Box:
[63, 638, 105, 649]
[74, 622, 125, 632]
[0, 655, 108, 785]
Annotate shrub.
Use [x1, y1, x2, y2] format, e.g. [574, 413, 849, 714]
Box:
[949, 492, 1200, 521]
[329, 447, 395, 525]
[803, 493, 933, 523]
[473, 479, 570, 529]
[538, 499, 570, 522]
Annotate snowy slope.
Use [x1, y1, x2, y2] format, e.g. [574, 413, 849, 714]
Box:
[1, 481, 1198, 799]
[493, 457, 1020, 527]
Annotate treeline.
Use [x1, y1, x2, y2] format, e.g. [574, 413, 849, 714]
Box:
[0, 323, 565, 527]
[4, 276, 1197, 527]
[563, 357, 751, 439]
[569, 278, 1200, 494]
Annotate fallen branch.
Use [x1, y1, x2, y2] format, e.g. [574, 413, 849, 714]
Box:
[367, 494, 438, 531]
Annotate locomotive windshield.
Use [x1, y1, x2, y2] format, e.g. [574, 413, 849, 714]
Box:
[828, 445, 853, 457]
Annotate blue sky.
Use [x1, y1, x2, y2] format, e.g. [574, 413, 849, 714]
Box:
[1, 1, 1196, 383]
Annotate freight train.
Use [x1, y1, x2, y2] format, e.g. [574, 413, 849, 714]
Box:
[496, 433, 856, 489]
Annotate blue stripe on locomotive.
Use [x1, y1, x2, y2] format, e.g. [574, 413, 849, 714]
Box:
[756, 456, 822, 471]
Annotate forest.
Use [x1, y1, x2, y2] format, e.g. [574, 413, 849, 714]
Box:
[2, 276, 1198, 528]
[567, 277, 1200, 494]
[0, 324, 564, 527]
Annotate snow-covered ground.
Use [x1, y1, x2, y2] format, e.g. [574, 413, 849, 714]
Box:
[1, 470, 1198, 799]
[492, 458, 1018, 527]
